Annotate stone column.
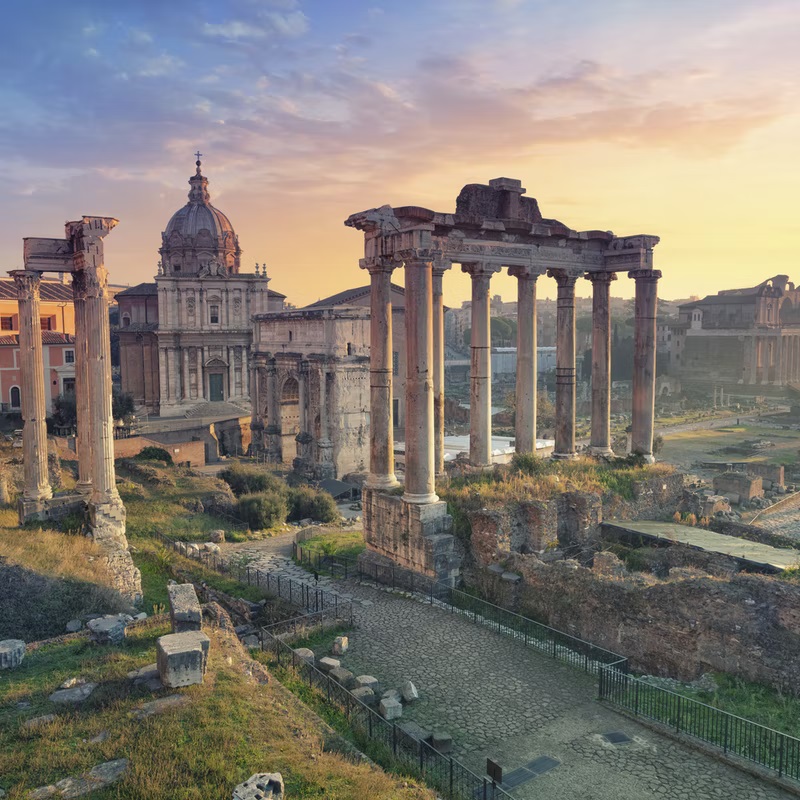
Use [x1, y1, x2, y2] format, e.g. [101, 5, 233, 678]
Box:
[182, 347, 190, 401]
[586, 272, 616, 456]
[318, 364, 334, 475]
[509, 266, 538, 454]
[432, 260, 450, 476]
[227, 346, 232, 400]
[265, 359, 281, 462]
[12, 270, 52, 506]
[462, 262, 499, 467]
[242, 346, 249, 397]
[630, 269, 661, 463]
[72, 270, 92, 496]
[401, 249, 438, 504]
[363, 258, 399, 488]
[159, 346, 168, 402]
[196, 347, 204, 399]
[548, 269, 579, 459]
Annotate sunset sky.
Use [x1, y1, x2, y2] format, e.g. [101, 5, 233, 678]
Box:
[1, 0, 798, 307]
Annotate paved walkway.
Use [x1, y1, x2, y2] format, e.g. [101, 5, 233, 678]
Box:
[226, 537, 793, 800]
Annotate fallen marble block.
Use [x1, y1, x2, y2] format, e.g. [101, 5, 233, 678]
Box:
[167, 583, 202, 633]
[156, 631, 211, 688]
[0, 639, 25, 670]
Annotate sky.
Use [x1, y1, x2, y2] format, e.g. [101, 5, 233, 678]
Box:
[1, 0, 798, 307]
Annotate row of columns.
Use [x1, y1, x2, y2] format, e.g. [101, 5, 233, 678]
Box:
[748, 334, 800, 385]
[158, 344, 250, 403]
[365, 253, 662, 502]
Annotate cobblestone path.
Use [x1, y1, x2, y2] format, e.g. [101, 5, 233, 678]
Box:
[753, 507, 800, 544]
[226, 538, 792, 800]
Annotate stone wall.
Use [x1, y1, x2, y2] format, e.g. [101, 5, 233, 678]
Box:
[113, 435, 206, 466]
[474, 554, 800, 692]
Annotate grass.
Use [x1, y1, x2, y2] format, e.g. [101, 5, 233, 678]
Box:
[0, 624, 435, 800]
[297, 531, 366, 561]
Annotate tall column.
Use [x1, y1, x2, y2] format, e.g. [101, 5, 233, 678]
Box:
[182, 347, 190, 401]
[243, 346, 249, 397]
[196, 347, 204, 399]
[12, 270, 52, 505]
[363, 258, 399, 488]
[227, 346, 232, 399]
[298, 360, 308, 433]
[401, 249, 438, 504]
[509, 266, 538, 454]
[72, 270, 92, 496]
[630, 269, 661, 463]
[158, 346, 168, 402]
[432, 260, 450, 475]
[586, 272, 616, 456]
[462, 262, 499, 466]
[318, 364, 333, 473]
[548, 269, 579, 459]
[749, 336, 758, 384]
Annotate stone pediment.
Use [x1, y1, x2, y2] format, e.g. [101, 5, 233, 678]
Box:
[205, 357, 228, 368]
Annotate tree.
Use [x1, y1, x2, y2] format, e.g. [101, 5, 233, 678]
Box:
[112, 390, 135, 422]
[52, 393, 77, 428]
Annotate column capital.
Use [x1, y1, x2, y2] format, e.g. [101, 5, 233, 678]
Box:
[628, 269, 662, 282]
[461, 261, 502, 278]
[508, 265, 540, 281]
[547, 268, 580, 288]
[360, 256, 396, 275]
[10, 269, 41, 300]
[397, 247, 440, 265]
[585, 270, 618, 284]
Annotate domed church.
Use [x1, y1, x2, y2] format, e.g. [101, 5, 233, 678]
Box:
[117, 157, 286, 416]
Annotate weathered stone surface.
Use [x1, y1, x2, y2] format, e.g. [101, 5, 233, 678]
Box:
[431, 730, 453, 753]
[400, 680, 419, 703]
[398, 720, 432, 743]
[28, 785, 57, 799]
[127, 664, 162, 691]
[329, 667, 355, 689]
[48, 682, 97, 704]
[131, 694, 190, 720]
[156, 631, 210, 688]
[167, 583, 202, 633]
[0, 639, 25, 669]
[379, 696, 402, 720]
[23, 714, 56, 729]
[331, 635, 348, 655]
[203, 542, 221, 554]
[65, 619, 83, 633]
[318, 656, 340, 673]
[351, 686, 376, 706]
[57, 758, 128, 799]
[232, 772, 284, 799]
[87, 615, 128, 645]
[381, 688, 401, 704]
[354, 674, 378, 690]
[293, 647, 314, 664]
[713, 472, 763, 504]
[209, 529, 226, 543]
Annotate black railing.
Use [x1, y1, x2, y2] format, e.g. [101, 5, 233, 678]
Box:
[153, 530, 353, 625]
[260, 627, 512, 800]
[599, 668, 800, 782]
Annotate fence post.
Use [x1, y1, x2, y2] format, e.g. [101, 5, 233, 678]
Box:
[779, 733, 785, 778]
[723, 713, 729, 753]
[483, 777, 487, 800]
[675, 694, 682, 734]
[246, 566, 251, 585]
[449, 758, 454, 797]
[634, 679, 640, 717]
[392, 723, 397, 756]
[290, 581, 293, 604]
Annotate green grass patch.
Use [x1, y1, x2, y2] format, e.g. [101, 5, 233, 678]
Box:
[297, 531, 366, 561]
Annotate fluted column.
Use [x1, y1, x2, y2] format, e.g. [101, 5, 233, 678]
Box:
[748, 336, 758, 384]
[298, 360, 308, 433]
[586, 271, 616, 456]
[630, 269, 661, 463]
[363, 258, 399, 488]
[401, 249, 438, 504]
[72, 270, 92, 496]
[548, 269, 579, 459]
[462, 262, 499, 466]
[196, 347, 204, 399]
[509, 266, 538, 454]
[182, 346, 190, 401]
[12, 270, 52, 504]
[432, 260, 450, 475]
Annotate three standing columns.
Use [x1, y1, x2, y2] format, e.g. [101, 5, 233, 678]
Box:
[509, 266, 538, 455]
[401, 249, 438, 504]
[549, 269, 579, 459]
[586, 272, 616, 456]
[12, 270, 52, 506]
[630, 269, 661, 463]
[364, 258, 399, 489]
[462, 262, 500, 466]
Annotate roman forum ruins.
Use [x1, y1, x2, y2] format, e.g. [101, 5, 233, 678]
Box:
[12, 217, 141, 600]
[346, 178, 661, 582]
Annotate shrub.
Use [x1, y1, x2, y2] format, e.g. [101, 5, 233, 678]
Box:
[238, 491, 288, 529]
[288, 486, 338, 523]
[221, 463, 288, 498]
[684, 512, 698, 526]
[136, 446, 173, 464]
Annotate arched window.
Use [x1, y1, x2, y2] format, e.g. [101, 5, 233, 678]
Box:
[347, 342, 353, 356]
[288, 330, 293, 342]
[122, 314, 131, 327]
[767, 304, 773, 322]
[10, 386, 20, 408]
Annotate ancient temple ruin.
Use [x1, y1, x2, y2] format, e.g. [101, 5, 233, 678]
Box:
[14, 217, 141, 602]
[346, 178, 661, 583]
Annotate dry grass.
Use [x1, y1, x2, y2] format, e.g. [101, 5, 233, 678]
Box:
[0, 624, 435, 800]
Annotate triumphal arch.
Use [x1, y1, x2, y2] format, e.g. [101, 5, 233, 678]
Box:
[13, 217, 141, 601]
[346, 178, 660, 583]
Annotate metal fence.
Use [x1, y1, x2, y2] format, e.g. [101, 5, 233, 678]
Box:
[294, 543, 625, 676]
[599, 667, 800, 781]
[154, 530, 353, 625]
[260, 626, 512, 800]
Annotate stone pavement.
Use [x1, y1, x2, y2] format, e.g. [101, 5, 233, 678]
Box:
[753, 506, 800, 544]
[226, 537, 792, 800]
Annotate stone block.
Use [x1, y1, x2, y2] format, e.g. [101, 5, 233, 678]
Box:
[431, 730, 453, 753]
[23, 714, 57, 730]
[329, 667, 355, 689]
[167, 583, 203, 633]
[382, 688, 401, 704]
[400, 680, 419, 703]
[379, 697, 402, 720]
[49, 682, 97, 704]
[318, 656, 340, 673]
[398, 720, 432, 743]
[156, 631, 211, 688]
[65, 619, 83, 633]
[332, 635, 349, 655]
[87, 615, 128, 645]
[351, 687, 376, 706]
[233, 772, 284, 799]
[293, 647, 315, 664]
[204, 542, 221, 554]
[209, 529, 226, 543]
[0, 639, 25, 669]
[354, 674, 378, 690]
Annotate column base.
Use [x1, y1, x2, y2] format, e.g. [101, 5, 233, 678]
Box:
[638, 453, 656, 464]
[367, 474, 401, 490]
[76, 481, 93, 497]
[551, 451, 579, 461]
[403, 491, 440, 505]
[588, 446, 615, 458]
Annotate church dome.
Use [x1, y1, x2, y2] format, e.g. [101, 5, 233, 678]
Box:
[159, 157, 242, 277]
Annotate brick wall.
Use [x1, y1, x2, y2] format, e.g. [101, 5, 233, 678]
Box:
[113, 435, 205, 466]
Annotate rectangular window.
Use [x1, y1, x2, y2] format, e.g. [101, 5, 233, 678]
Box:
[40, 317, 52, 331]
[62, 378, 75, 394]
[392, 351, 399, 376]
[0, 317, 12, 330]
[210, 305, 220, 324]
[393, 398, 400, 427]
[64, 350, 75, 364]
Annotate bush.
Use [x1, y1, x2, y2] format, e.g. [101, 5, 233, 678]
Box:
[136, 446, 173, 464]
[238, 491, 288, 529]
[221, 463, 288, 498]
[288, 486, 338, 523]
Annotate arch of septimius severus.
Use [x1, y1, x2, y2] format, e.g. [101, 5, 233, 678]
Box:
[346, 178, 660, 583]
[13, 217, 141, 601]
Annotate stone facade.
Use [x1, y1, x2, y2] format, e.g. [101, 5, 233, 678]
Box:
[118, 158, 286, 415]
[713, 472, 764, 503]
